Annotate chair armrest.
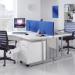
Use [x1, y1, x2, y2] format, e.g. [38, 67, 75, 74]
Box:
[8, 40, 17, 46]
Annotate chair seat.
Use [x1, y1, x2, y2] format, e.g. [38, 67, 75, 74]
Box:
[0, 46, 7, 50]
[0, 45, 16, 51]
[8, 45, 16, 49]
[59, 36, 74, 41]
[59, 35, 75, 54]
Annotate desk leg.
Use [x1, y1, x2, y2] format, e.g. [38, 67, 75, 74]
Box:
[46, 39, 47, 60]
[60, 37, 63, 56]
[56, 38, 59, 59]
[41, 40, 47, 62]
[41, 41, 44, 62]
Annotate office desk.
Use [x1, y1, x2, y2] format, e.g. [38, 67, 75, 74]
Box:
[8, 32, 49, 66]
[8, 32, 48, 41]
[53, 33, 71, 56]
[44, 33, 71, 61]
[8, 31, 71, 41]
[7, 32, 71, 66]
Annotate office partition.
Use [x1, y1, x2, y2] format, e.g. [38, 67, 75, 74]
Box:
[26, 20, 39, 32]
[39, 21, 54, 35]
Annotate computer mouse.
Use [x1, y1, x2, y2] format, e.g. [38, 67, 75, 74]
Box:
[25, 33, 29, 35]
[41, 34, 45, 36]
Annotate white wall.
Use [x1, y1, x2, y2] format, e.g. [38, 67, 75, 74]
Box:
[13, 0, 17, 17]
[41, 0, 57, 21]
[41, 0, 75, 30]
[62, 0, 75, 4]
[1, 0, 75, 31]
[41, 0, 64, 30]
[17, 0, 41, 20]
[0, 0, 41, 31]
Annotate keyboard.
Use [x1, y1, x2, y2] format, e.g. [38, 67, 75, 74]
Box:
[12, 32, 29, 35]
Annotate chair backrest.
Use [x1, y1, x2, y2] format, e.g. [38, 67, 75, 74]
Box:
[72, 31, 75, 37]
[0, 31, 8, 48]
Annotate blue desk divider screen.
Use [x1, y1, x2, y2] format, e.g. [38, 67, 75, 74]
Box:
[26, 20, 39, 32]
[39, 21, 54, 35]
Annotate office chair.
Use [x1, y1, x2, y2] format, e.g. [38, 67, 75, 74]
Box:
[0, 31, 17, 66]
[59, 32, 75, 54]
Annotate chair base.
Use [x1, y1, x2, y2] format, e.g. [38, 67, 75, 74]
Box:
[59, 46, 75, 54]
[0, 57, 16, 66]
[63, 46, 75, 49]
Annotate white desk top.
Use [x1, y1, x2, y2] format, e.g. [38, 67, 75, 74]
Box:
[53, 33, 71, 38]
[8, 31, 71, 42]
[8, 31, 48, 42]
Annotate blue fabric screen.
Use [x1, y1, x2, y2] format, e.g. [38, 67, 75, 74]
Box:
[39, 21, 54, 35]
[26, 20, 39, 32]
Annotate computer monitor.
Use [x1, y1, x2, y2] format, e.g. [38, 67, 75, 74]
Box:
[14, 18, 25, 28]
[64, 22, 75, 33]
[39, 21, 54, 35]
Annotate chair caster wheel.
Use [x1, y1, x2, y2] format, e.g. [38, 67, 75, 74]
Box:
[67, 52, 69, 54]
[20, 61, 23, 64]
[26, 65, 30, 67]
[14, 61, 16, 64]
[3, 64, 6, 66]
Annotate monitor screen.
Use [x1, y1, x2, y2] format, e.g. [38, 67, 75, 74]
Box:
[14, 18, 25, 28]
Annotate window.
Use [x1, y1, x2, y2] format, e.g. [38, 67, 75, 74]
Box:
[0, 0, 14, 11]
